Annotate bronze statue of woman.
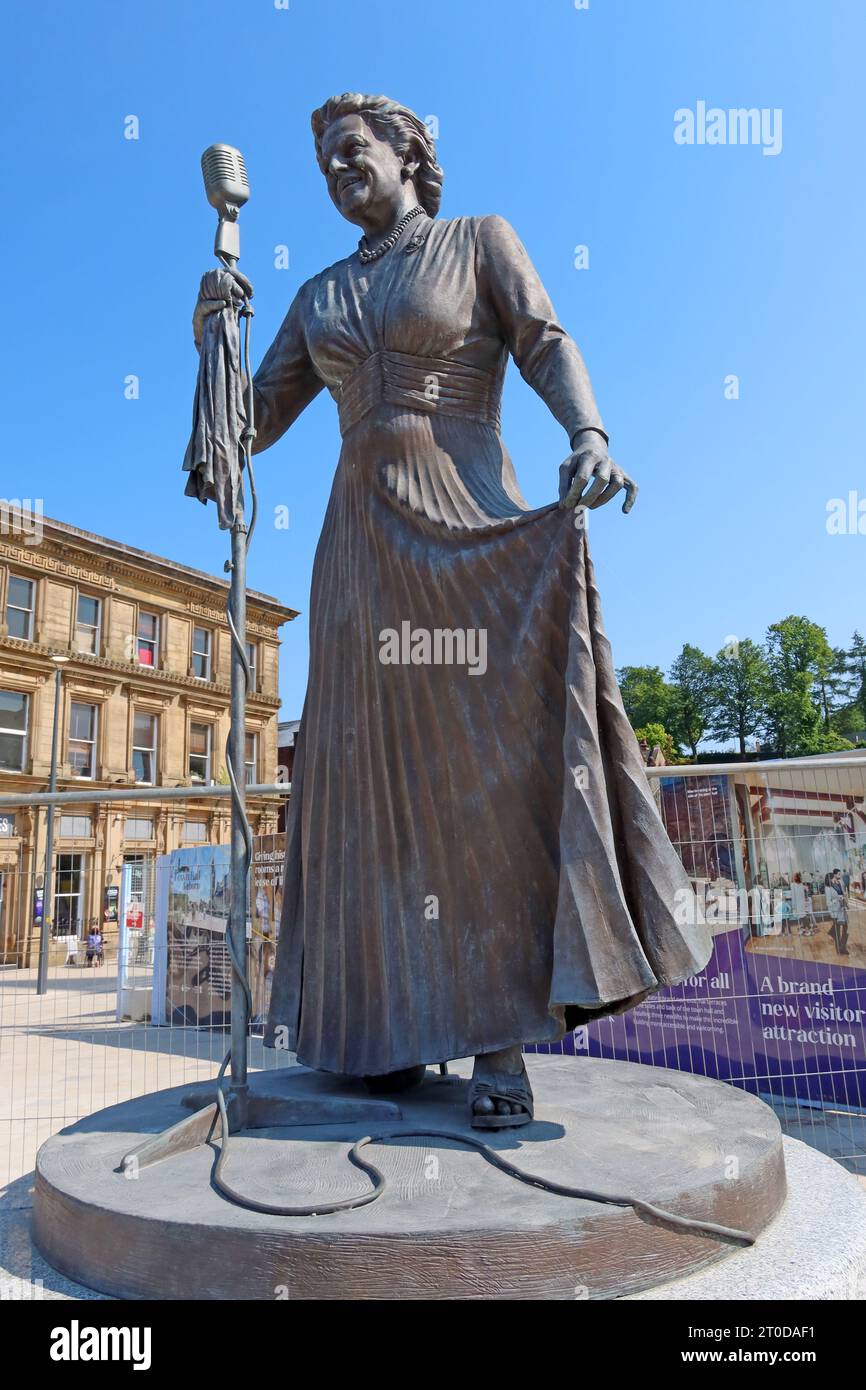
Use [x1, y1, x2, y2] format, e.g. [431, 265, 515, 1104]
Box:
[194, 93, 710, 1128]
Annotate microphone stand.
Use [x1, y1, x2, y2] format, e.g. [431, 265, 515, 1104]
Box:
[218, 245, 255, 1133]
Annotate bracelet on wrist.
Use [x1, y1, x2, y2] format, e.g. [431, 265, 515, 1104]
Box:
[570, 426, 609, 450]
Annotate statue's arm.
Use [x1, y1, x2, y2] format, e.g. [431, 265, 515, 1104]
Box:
[251, 279, 324, 454]
[475, 214, 606, 449]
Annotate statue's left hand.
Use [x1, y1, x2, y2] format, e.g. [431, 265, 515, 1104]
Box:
[558, 435, 638, 514]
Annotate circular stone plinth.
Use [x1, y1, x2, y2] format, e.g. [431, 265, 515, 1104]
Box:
[33, 1057, 786, 1301]
[624, 1138, 866, 1301]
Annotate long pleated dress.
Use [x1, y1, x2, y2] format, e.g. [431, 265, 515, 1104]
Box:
[253, 212, 711, 1075]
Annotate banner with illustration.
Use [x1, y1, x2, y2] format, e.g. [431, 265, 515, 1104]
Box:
[536, 764, 866, 1108]
[156, 834, 284, 1028]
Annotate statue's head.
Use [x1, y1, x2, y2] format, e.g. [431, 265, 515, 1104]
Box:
[311, 93, 443, 227]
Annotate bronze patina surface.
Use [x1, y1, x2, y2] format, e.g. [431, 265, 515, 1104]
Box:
[33, 1057, 785, 1301]
[194, 94, 711, 1090]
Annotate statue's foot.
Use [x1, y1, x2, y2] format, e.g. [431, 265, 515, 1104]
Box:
[362, 1064, 427, 1095]
[469, 1046, 533, 1129]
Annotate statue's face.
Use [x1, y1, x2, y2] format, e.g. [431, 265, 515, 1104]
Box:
[320, 114, 407, 226]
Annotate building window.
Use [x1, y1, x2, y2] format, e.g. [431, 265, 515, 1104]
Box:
[6, 575, 35, 640]
[0, 691, 28, 772]
[74, 594, 101, 655]
[137, 612, 159, 667]
[125, 817, 154, 841]
[132, 711, 157, 784]
[182, 820, 207, 842]
[68, 702, 98, 779]
[189, 723, 212, 784]
[59, 814, 91, 839]
[192, 626, 211, 680]
[244, 731, 257, 785]
[246, 641, 258, 692]
[54, 853, 84, 935]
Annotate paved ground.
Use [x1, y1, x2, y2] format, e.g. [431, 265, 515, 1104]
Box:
[0, 962, 295, 1299]
[0, 962, 292, 1189]
[770, 1099, 866, 1176]
[1, 961, 865, 1300]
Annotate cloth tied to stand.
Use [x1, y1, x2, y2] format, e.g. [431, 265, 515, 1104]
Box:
[182, 268, 247, 530]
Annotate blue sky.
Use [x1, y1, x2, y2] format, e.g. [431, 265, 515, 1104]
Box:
[4, 0, 865, 717]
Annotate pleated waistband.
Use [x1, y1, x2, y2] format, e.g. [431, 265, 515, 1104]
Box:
[335, 350, 501, 435]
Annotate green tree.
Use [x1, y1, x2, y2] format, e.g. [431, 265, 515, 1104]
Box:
[832, 702, 866, 745]
[808, 729, 855, 753]
[816, 646, 851, 732]
[668, 644, 716, 759]
[765, 676, 820, 756]
[616, 665, 673, 730]
[710, 638, 770, 756]
[764, 617, 837, 756]
[633, 723, 681, 764]
[766, 615, 834, 674]
[844, 631, 866, 731]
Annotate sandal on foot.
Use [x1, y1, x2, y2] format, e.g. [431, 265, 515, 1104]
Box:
[469, 1067, 534, 1129]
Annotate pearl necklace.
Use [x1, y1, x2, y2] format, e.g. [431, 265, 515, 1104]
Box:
[358, 205, 425, 264]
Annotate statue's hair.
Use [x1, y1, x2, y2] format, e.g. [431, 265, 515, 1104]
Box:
[311, 93, 444, 217]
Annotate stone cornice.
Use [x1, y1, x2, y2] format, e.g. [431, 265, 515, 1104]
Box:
[0, 636, 281, 710]
[0, 526, 298, 628]
[0, 540, 116, 592]
[0, 772, 280, 806]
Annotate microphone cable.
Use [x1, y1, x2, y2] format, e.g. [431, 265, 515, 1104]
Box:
[210, 1080, 755, 1247]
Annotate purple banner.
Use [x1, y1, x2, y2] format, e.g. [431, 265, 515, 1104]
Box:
[534, 766, 866, 1109]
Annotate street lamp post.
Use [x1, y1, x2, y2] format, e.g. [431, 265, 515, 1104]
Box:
[36, 654, 69, 995]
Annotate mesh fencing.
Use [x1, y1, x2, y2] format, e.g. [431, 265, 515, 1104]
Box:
[0, 809, 292, 1190]
[2, 760, 866, 1189]
[535, 758, 866, 1173]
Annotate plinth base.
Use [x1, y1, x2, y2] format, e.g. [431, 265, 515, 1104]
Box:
[33, 1056, 786, 1301]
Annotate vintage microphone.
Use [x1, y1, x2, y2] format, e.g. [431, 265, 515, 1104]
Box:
[201, 144, 250, 265]
[200, 143, 257, 1124]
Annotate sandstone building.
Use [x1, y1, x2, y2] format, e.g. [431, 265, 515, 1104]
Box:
[0, 513, 295, 964]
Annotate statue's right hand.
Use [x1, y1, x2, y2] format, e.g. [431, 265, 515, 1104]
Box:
[192, 267, 254, 351]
